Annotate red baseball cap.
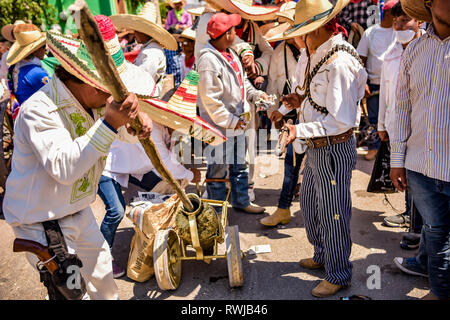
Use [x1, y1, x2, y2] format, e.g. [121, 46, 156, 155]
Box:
[207, 13, 242, 40]
[383, 0, 399, 11]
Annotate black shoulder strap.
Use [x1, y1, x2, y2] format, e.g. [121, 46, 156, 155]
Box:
[42, 220, 69, 262]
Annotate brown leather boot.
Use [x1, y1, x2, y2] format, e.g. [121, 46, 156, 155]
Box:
[312, 280, 348, 298]
[260, 208, 291, 226]
[299, 258, 324, 270]
[234, 203, 265, 214]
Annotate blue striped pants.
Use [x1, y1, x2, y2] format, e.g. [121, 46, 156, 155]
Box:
[300, 136, 357, 286]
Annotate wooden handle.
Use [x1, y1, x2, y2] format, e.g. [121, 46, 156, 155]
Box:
[70, 0, 194, 212]
[13, 239, 59, 274]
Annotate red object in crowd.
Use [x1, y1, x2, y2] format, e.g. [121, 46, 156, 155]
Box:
[124, 50, 139, 63]
[383, 0, 399, 11]
[207, 13, 242, 40]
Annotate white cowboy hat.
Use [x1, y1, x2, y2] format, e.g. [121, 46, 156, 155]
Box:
[206, 0, 280, 21]
[7, 24, 46, 65]
[110, 2, 178, 51]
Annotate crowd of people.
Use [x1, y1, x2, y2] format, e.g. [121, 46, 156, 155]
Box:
[0, 0, 448, 300]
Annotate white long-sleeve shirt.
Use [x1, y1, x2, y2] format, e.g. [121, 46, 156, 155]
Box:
[378, 41, 403, 135]
[134, 40, 166, 95]
[3, 77, 136, 226]
[283, 34, 367, 139]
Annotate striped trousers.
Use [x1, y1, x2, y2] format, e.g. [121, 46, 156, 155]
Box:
[300, 136, 357, 286]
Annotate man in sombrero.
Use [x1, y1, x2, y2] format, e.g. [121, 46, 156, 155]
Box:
[2, 15, 153, 299]
[280, 0, 367, 297]
[165, 0, 193, 34]
[110, 1, 178, 96]
[390, 0, 450, 300]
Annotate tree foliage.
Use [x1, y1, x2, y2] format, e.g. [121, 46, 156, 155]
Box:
[0, 0, 58, 29]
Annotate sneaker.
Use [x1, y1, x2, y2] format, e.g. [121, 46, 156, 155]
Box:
[400, 233, 421, 250]
[112, 260, 126, 279]
[383, 213, 410, 228]
[393, 257, 428, 277]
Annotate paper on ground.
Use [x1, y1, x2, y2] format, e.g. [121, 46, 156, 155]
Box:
[247, 244, 272, 255]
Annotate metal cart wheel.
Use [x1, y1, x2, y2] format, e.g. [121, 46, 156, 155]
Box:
[153, 229, 182, 290]
[225, 225, 244, 288]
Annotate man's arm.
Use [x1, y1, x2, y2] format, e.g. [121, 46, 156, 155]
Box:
[390, 52, 412, 191]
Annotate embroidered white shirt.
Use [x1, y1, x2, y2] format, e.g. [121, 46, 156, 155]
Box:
[287, 34, 367, 139]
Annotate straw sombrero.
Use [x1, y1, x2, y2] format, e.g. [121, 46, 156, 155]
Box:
[46, 15, 156, 98]
[110, 2, 178, 51]
[187, 6, 205, 16]
[268, 0, 350, 42]
[276, 1, 297, 24]
[206, 0, 280, 21]
[400, 0, 432, 22]
[1, 20, 25, 42]
[178, 27, 196, 41]
[264, 22, 293, 41]
[139, 71, 226, 146]
[7, 24, 46, 65]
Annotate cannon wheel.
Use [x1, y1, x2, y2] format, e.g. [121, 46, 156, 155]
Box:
[226, 225, 244, 287]
[153, 229, 182, 290]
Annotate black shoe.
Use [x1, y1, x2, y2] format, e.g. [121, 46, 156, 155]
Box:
[383, 213, 410, 228]
[393, 257, 428, 277]
[400, 233, 421, 250]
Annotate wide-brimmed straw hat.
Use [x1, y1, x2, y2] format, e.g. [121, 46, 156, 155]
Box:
[178, 27, 196, 41]
[1, 20, 25, 42]
[7, 24, 46, 65]
[46, 15, 155, 98]
[264, 22, 293, 41]
[140, 71, 226, 145]
[267, 0, 350, 42]
[110, 2, 178, 50]
[400, 0, 432, 22]
[276, 1, 297, 24]
[187, 6, 205, 16]
[206, 0, 280, 21]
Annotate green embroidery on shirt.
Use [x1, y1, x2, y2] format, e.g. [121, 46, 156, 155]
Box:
[78, 176, 90, 192]
[69, 113, 87, 136]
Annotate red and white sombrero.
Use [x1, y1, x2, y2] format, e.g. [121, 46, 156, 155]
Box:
[206, 0, 280, 21]
[140, 71, 226, 146]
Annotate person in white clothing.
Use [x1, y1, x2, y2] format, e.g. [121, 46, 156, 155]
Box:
[2, 16, 153, 300]
[282, 0, 367, 298]
[356, 0, 397, 160]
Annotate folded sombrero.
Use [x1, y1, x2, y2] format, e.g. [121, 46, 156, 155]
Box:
[110, 2, 178, 51]
[206, 0, 280, 21]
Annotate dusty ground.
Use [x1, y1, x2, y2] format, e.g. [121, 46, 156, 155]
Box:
[0, 142, 429, 300]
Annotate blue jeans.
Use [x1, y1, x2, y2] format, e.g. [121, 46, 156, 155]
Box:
[278, 143, 305, 209]
[407, 170, 450, 298]
[206, 134, 249, 211]
[366, 83, 381, 150]
[97, 175, 126, 250]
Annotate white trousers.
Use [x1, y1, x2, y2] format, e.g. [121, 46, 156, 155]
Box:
[13, 206, 119, 300]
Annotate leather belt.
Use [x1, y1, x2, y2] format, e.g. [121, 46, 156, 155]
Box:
[305, 129, 354, 149]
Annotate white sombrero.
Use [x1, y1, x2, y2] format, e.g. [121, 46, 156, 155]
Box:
[110, 2, 178, 51]
[267, 0, 350, 42]
[7, 24, 46, 65]
[178, 27, 196, 41]
[140, 71, 226, 146]
[206, 0, 280, 21]
[187, 6, 205, 16]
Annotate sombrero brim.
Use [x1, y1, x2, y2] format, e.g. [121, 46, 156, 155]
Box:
[264, 22, 293, 42]
[178, 27, 196, 41]
[402, 0, 432, 22]
[7, 34, 46, 65]
[46, 32, 156, 98]
[187, 6, 205, 16]
[1, 24, 15, 42]
[140, 98, 226, 145]
[282, 0, 351, 40]
[208, 0, 280, 21]
[110, 14, 178, 51]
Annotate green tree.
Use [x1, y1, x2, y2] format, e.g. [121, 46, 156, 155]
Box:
[0, 0, 58, 29]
